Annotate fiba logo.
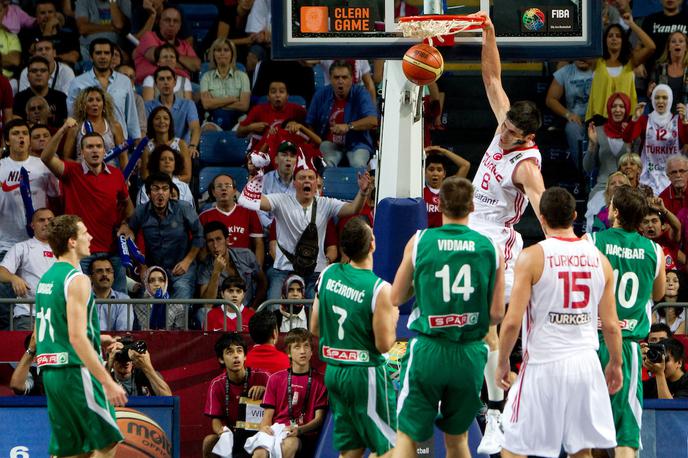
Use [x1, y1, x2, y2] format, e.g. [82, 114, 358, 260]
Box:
[522, 8, 545, 32]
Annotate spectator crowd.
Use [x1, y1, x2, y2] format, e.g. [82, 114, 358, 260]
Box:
[4, 0, 688, 456]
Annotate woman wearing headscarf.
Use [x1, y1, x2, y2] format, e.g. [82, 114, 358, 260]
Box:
[135, 266, 178, 330]
[583, 92, 631, 232]
[623, 84, 688, 195]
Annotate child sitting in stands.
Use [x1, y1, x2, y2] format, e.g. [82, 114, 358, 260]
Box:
[206, 276, 256, 332]
[203, 333, 269, 458]
[275, 274, 308, 332]
[245, 328, 328, 458]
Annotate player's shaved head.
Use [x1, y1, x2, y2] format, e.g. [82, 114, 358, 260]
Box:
[539, 187, 576, 229]
[439, 176, 473, 219]
[611, 185, 649, 232]
[340, 217, 373, 263]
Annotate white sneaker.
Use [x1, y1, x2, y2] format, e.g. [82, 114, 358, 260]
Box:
[477, 409, 504, 455]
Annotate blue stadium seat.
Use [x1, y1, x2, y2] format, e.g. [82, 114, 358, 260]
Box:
[322, 167, 361, 200]
[255, 95, 307, 108]
[176, 3, 218, 44]
[199, 131, 248, 167]
[198, 166, 249, 195]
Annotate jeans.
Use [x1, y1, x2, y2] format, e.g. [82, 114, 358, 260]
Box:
[0, 250, 11, 330]
[266, 268, 320, 310]
[80, 253, 127, 294]
[168, 265, 197, 329]
[564, 120, 585, 167]
[320, 141, 371, 168]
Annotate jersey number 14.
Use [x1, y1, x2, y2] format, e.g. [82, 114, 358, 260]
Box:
[435, 264, 476, 302]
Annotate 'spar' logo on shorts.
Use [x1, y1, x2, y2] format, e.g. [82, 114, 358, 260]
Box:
[323, 345, 370, 362]
[428, 313, 479, 328]
[36, 282, 53, 295]
[36, 352, 69, 367]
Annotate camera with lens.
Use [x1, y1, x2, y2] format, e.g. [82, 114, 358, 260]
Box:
[646, 343, 666, 364]
[114, 337, 147, 363]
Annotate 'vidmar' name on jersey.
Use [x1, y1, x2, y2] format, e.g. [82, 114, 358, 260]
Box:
[590, 228, 663, 340]
[409, 225, 499, 343]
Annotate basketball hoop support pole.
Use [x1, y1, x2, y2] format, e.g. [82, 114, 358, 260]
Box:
[376, 60, 424, 202]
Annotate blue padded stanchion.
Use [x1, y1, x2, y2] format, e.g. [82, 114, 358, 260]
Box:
[373, 197, 427, 315]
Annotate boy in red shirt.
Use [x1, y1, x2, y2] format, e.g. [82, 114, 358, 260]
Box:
[203, 333, 269, 458]
[206, 276, 256, 332]
[246, 328, 328, 458]
[246, 310, 291, 375]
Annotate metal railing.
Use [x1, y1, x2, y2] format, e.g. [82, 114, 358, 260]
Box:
[0, 298, 241, 332]
[256, 299, 315, 332]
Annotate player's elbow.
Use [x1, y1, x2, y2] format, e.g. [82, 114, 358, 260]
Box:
[490, 308, 505, 326]
[375, 335, 395, 354]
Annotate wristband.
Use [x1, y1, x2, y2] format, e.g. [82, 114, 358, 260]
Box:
[348, 123, 355, 131]
[26, 348, 36, 357]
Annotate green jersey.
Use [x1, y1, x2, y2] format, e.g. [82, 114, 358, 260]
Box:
[591, 228, 662, 340]
[317, 263, 388, 366]
[409, 224, 498, 342]
[35, 262, 102, 368]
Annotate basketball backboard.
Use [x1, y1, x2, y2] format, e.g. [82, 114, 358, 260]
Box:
[271, 0, 601, 60]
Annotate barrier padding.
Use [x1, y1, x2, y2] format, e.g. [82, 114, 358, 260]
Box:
[373, 197, 427, 316]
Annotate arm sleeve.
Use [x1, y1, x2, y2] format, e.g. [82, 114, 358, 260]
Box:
[0, 244, 20, 273]
[248, 210, 263, 237]
[245, 0, 269, 33]
[143, 75, 154, 88]
[239, 71, 251, 94]
[260, 373, 278, 409]
[204, 377, 225, 417]
[125, 83, 142, 139]
[622, 116, 647, 143]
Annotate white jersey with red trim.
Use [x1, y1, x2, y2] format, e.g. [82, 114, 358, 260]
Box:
[523, 237, 605, 364]
[471, 134, 541, 227]
[640, 115, 681, 195]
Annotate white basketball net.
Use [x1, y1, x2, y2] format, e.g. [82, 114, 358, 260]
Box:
[396, 18, 481, 46]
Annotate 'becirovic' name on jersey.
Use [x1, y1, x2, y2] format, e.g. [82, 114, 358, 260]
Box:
[324, 278, 365, 303]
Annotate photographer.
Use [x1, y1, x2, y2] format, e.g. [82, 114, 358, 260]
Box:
[642, 337, 688, 399]
[107, 338, 172, 396]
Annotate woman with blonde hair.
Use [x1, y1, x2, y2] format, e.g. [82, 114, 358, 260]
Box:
[200, 38, 251, 130]
[618, 152, 654, 197]
[592, 171, 631, 232]
[648, 31, 688, 112]
[64, 86, 127, 169]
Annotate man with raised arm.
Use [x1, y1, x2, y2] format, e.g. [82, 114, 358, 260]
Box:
[469, 12, 547, 453]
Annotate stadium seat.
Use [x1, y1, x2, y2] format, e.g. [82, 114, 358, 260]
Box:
[199, 131, 248, 167]
[255, 95, 307, 108]
[198, 166, 248, 195]
[176, 3, 218, 44]
[322, 167, 361, 200]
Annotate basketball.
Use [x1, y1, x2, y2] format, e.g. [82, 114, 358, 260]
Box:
[402, 43, 444, 86]
[115, 407, 172, 458]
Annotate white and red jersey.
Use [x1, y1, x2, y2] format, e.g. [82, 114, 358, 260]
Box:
[523, 237, 605, 364]
[199, 205, 264, 249]
[639, 115, 682, 195]
[423, 185, 442, 228]
[470, 134, 541, 227]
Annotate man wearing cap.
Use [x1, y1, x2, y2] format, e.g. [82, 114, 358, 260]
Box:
[241, 152, 371, 300]
[259, 140, 298, 228]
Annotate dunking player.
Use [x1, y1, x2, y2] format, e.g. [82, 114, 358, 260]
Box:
[35, 215, 127, 457]
[468, 11, 547, 454]
[588, 185, 665, 457]
[497, 187, 623, 457]
[311, 217, 398, 458]
[392, 177, 505, 458]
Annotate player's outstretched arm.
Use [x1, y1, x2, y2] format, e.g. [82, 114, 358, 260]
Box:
[489, 251, 506, 325]
[391, 235, 417, 306]
[496, 245, 541, 389]
[67, 275, 128, 406]
[598, 254, 623, 395]
[373, 283, 399, 353]
[477, 11, 510, 127]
